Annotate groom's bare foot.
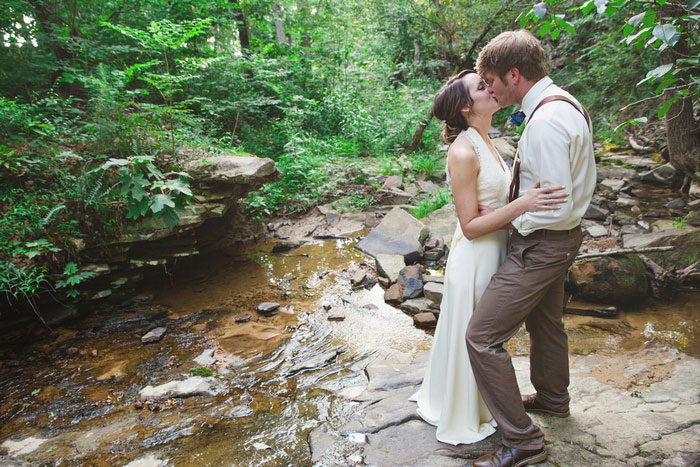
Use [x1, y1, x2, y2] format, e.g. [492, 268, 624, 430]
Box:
[522, 393, 570, 418]
[472, 444, 547, 467]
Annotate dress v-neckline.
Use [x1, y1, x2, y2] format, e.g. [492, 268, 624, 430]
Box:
[468, 128, 507, 174]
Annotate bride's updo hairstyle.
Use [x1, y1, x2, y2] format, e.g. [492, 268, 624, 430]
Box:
[432, 69, 475, 144]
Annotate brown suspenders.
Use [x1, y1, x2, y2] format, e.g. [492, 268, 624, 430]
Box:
[508, 95, 591, 203]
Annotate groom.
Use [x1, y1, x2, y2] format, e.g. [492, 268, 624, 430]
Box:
[466, 30, 595, 467]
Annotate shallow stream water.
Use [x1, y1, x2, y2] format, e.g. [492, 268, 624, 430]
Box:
[0, 235, 698, 466]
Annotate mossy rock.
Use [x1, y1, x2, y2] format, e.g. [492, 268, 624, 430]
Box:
[644, 229, 700, 269]
[569, 254, 648, 305]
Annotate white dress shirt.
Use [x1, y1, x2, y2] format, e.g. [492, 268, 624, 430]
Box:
[511, 76, 596, 235]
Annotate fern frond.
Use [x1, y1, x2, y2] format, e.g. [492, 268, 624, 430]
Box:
[41, 203, 67, 226]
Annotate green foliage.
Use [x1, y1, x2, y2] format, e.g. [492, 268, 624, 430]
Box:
[410, 151, 443, 178]
[347, 195, 377, 211]
[189, 367, 214, 377]
[55, 262, 96, 298]
[0, 261, 48, 324]
[672, 217, 688, 229]
[101, 155, 193, 229]
[521, 0, 699, 128]
[411, 189, 452, 218]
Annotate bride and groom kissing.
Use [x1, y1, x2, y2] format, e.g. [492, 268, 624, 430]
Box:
[409, 30, 595, 467]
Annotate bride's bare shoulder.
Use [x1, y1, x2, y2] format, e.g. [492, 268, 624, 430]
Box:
[448, 136, 478, 166]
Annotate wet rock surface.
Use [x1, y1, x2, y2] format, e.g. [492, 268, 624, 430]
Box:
[309, 342, 700, 467]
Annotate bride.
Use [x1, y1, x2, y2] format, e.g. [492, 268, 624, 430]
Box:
[409, 70, 567, 445]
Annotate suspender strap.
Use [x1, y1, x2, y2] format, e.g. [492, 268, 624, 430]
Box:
[527, 95, 591, 130]
[508, 95, 591, 202]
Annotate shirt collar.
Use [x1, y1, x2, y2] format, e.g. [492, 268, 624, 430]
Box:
[521, 76, 554, 117]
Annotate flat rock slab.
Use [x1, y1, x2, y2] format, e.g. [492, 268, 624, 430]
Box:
[356, 207, 428, 263]
[622, 229, 685, 248]
[309, 345, 700, 466]
[1, 437, 48, 457]
[399, 297, 435, 316]
[141, 327, 167, 344]
[122, 454, 167, 467]
[596, 165, 638, 182]
[193, 349, 216, 366]
[183, 154, 279, 185]
[139, 376, 225, 400]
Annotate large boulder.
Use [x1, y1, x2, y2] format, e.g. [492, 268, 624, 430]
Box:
[639, 163, 683, 187]
[356, 208, 429, 263]
[643, 229, 700, 269]
[183, 152, 279, 186]
[569, 255, 648, 305]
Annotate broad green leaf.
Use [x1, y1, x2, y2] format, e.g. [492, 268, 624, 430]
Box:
[540, 22, 554, 37]
[63, 262, 78, 275]
[150, 194, 175, 213]
[160, 208, 180, 229]
[533, 3, 547, 19]
[551, 28, 562, 40]
[658, 95, 678, 118]
[653, 24, 680, 47]
[581, 0, 596, 14]
[130, 184, 148, 202]
[101, 159, 130, 170]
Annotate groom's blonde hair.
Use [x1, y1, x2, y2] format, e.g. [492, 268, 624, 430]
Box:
[476, 30, 549, 82]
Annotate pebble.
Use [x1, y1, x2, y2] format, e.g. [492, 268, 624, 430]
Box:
[257, 302, 280, 315]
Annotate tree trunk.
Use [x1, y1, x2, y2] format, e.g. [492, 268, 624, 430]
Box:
[659, 13, 700, 176]
[28, 0, 75, 87]
[271, 4, 286, 44]
[230, 0, 250, 50]
[406, 107, 434, 153]
[298, 0, 311, 48]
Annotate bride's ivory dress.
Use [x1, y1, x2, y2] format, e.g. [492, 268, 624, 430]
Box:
[409, 127, 511, 445]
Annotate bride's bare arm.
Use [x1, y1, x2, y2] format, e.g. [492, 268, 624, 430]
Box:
[449, 143, 567, 241]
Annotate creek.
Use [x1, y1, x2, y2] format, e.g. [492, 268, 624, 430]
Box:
[0, 234, 698, 466]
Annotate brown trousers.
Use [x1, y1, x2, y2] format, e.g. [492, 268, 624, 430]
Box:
[466, 227, 582, 450]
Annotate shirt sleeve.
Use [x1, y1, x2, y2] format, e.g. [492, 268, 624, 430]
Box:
[511, 115, 574, 235]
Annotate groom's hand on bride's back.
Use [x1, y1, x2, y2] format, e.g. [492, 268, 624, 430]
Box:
[478, 205, 495, 216]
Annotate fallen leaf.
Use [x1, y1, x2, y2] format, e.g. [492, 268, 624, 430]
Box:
[253, 442, 271, 450]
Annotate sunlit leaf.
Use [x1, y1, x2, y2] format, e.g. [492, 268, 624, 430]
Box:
[533, 3, 547, 19]
[595, 0, 608, 14]
[614, 117, 647, 132]
[581, 0, 596, 15]
[636, 63, 673, 86]
[653, 24, 680, 47]
[627, 12, 645, 27]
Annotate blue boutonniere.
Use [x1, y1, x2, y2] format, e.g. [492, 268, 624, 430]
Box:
[510, 110, 526, 127]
